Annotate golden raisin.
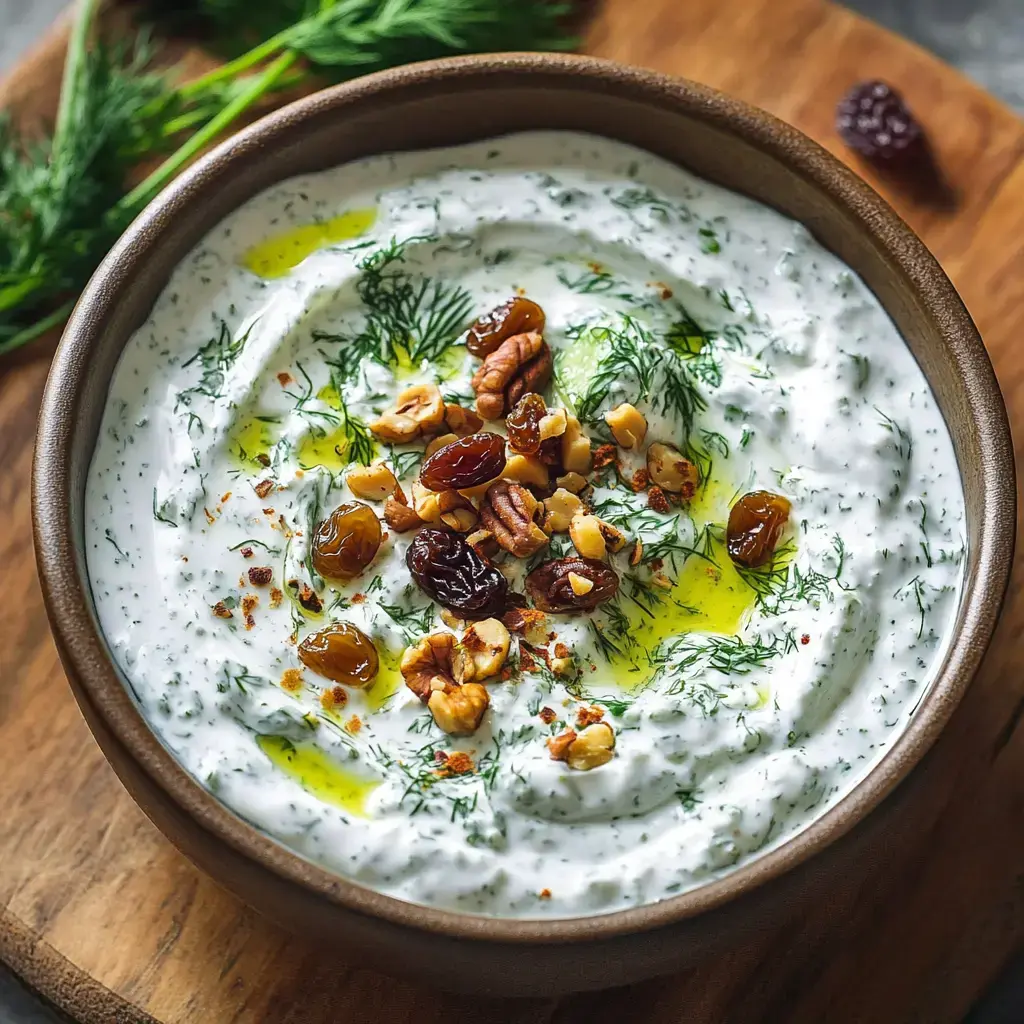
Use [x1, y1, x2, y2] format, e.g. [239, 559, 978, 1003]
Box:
[311, 501, 382, 580]
[505, 392, 546, 455]
[420, 432, 506, 491]
[467, 297, 546, 358]
[298, 622, 379, 687]
[726, 490, 792, 568]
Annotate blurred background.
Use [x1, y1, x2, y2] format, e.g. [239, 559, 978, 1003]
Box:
[0, 0, 1020, 1021]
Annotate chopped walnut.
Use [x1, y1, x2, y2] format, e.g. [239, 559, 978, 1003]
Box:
[471, 331, 552, 420]
[569, 513, 607, 560]
[247, 566, 273, 587]
[647, 443, 698, 498]
[539, 706, 557, 725]
[561, 413, 592, 474]
[605, 403, 647, 449]
[547, 729, 577, 762]
[480, 481, 549, 557]
[425, 432, 459, 458]
[453, 618, 511, 683]
[444, 403, 484, 437]
[212, 601, 233, 619]
[384, 494, 423, 533]
[437, 489, 478, 533]
[575, 705, 606, 728]
[346, 462, 399, 501]
[502, 453, 550, 490]
[429, 683, 490, 735]
[555, 471, 589, 494]
[269, 587, 284, 608]
[436, 750, 475, 776]
[254, 479, 274, 499]
[592, 444, 618, 470]
[566, 723, 615, 770]
[400, 633, 457, 701]
[502, 607, 549, 646]
[370, 383, 445, 442]
[543, 488, 585, 533]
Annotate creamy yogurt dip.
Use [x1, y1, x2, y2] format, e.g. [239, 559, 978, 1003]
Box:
[85, 132, 965, 917]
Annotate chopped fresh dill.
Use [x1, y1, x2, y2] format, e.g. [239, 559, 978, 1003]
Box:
[379, 601, 437, 642]
[386, 444, 424, 480]
[177, 319, 255, 405]
[152, 488, 178, 527]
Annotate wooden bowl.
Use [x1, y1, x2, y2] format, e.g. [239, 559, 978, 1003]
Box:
[32, 54, 1015, 995]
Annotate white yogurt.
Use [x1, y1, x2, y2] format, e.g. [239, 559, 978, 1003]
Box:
[84, 132, 965, 917]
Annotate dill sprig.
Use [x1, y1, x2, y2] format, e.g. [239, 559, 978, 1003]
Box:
[737, 535, 849, 615]
[177, 319, 254, 405]
[1, 0, 580, 357]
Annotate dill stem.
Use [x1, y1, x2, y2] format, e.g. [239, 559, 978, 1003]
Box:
[118, 50, 298, 216]
[0, 300, 77, 356]
[51, 0, 101, 179]
[177, 30, 293, 100]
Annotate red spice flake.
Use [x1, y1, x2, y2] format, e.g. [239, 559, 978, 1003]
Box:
[247, 566, 273, 587]
[630, 469, 649, 493]
[649, 557, 664, 572]
[538, 706, 557, 725]
[280, 668, 303, 692]
[212, 600, 233, 619]
[553, 642, 570, 660]
[269, 587, 284, 609]
[277, 371, 294, 386]
[350, 593, 366, 604]
[434, 750, 449, 765]
[240, 546, 254, 559]
[658, 284, 673, 300]
[254, 479, 274, 499]
[344, 714, 362, 735]
[244, 614, 256, 631]
[800, 633, 811, 646]
[204, 507, 217, 525]
[539, 888, 552, 900]
[592, 444, 617, 470]
[241, 594, 259, 617]
[547, 729, 576, 762]
[263, 507, 275, 516]
[576, 705, 605, 728]
[647, 486, 671, 513]
[220, 491, 232, 504]
[519, 649, 538, 672]
[320, 685, 348, 711]
[437, 751, 475, 777]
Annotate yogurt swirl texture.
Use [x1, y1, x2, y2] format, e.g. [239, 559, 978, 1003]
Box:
[85, 132, 965, 917]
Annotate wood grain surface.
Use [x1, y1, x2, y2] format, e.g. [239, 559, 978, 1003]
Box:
[2, 1, 1023, 1021]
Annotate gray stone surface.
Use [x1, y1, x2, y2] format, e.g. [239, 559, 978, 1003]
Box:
[0, 0, 1021, 1021]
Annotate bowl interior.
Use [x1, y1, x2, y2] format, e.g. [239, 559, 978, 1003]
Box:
[34, 54, 1015, 944]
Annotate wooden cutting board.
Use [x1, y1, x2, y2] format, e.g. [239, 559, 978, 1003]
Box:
[2, 1, 1023, 1021]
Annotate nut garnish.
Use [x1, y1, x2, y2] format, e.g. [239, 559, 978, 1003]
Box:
[555, 471, 588, 494]
[646, 443, 698, 497]
[605, 403, 648, 449]
[384, 493, 423, 533]
[569, 513, 607, 560]
[561, 414, 592, 474]
[452, 618, 511, 683]
[566, 723, 615, 771]
[480, 481, 549, 557]
[429, 683, 490, 735]
[502, 453, 550, 490]
[370, 382, 445, 441]
[425, 432, 459, 457]
[444, 403, 484, 437]
[471, 331, 553, 420]
[346, 461, 399, 501]
[543, 488, 585, 533]
[400, 633, 457, 701]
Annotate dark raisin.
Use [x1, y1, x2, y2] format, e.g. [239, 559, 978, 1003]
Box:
[526, 557, 619, 612]
[836, 81, 923, 162]
[311, 501, 382, 580]
[406, 527, 508, 619]
[467, 297, 546, 358]
[420, 432, 506, 491]
[298, 622, 379, 686]
[727, 490, 792, 568]
[506, 392, 546, 455]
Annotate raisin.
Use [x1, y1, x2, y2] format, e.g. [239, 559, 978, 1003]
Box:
[311, 501, 382, 580]
[467, 297, 546, 358]
[505, 392, 546, 455]
[836, 81, 923, 163]
[526, 557, 619, 612]
[406, 527, 508, 619]
[298, 622, 379, 686]
[420, 432, 506, 491]
[727, 490, 792, 568]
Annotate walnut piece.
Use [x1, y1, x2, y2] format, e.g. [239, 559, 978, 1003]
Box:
[400, 633, 457, 701]
[444, 403, 484, 437]
[566, 723, 615, 770]
[370, 383, 445, 442]
[646, 443, 699, 497]
[543, 488, 585, 533]
[502, 453, 550, 489]
[384, 494, 423, 533]
[429, 683, 490, 735]
[561, 414, 592, 473]
[471, 332, 552, 420]
[547, 729, 577, 761]
[605, 403, 648, 449]
[569, 513, 607, 560]
[346, 462, 398, 501]
[453, 618, 511, 683]
[480, 481, 549, 558]
[437, 488, 478, 533]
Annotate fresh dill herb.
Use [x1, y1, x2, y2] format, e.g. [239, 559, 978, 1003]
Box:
[895, 575, 929, 640]
[557, 264, 637, 300]
[386, 444, 424, 480]
[380, 601, 437, 642]
[152, 488, 178, 527]
[177, 319, 254, 405]
[228, 537, 281, 554]
[843, 350, 871, 390]
[917, 500, 933, 568]
[609, 185, 681, 222]
[697, 227, 721, 254]
[876, 407, 913, 461]
[737, 535, 849, 614]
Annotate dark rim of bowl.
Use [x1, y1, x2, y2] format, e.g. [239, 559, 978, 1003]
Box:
[33, 52, 1016, 944]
